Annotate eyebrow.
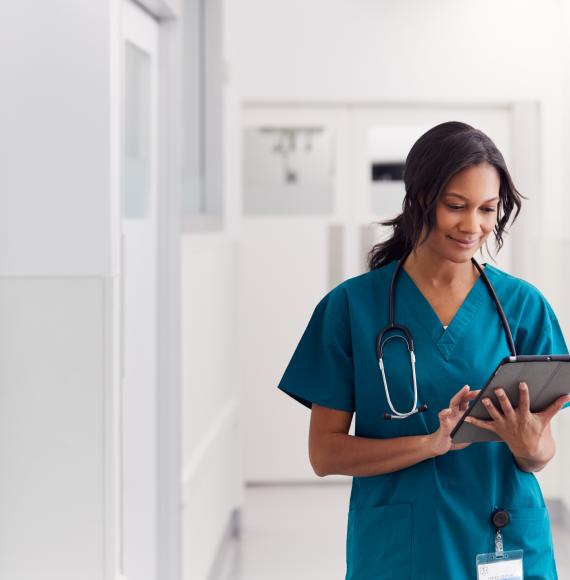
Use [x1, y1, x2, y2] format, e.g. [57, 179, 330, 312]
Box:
[444, 192, 500, 203]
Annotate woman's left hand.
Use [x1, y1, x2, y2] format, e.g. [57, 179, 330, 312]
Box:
[464, 381, 570, 461]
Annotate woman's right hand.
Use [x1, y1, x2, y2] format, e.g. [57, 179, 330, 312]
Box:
[429, 385, 481, 456]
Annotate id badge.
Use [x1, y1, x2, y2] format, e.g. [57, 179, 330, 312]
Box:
[476, 550, 523, 580]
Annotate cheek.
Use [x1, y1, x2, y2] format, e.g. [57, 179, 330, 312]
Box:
[435, 208, 458, 231]
[482, 214, 498, 233]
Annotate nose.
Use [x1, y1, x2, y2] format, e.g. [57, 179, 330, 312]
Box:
[458, 209, 481, 234]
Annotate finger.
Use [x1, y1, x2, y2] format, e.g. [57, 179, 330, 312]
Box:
[450, 385, 470, 408]
[464, 416, 497, 432]
[464, 390, 481, 401]
[450, 385, 470, 411]
[494, 388, 516, 421]
[481, 397, 504, 422]
[461, 390, 481, 407]
[518, 382, 530, 415]
[438, 408, 451, 424]
[438, 408, 454, 432]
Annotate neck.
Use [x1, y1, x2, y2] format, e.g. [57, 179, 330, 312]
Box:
[402, 246, 479, 288]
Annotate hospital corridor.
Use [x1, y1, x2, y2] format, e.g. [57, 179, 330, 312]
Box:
[3, 1, 570, 579]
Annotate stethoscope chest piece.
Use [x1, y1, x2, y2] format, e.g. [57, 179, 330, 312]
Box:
[377, 322, 428, 420]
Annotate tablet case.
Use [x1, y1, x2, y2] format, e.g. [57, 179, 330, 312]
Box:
[451, 355, 570, 444]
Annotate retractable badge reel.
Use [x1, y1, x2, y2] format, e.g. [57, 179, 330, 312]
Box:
[476, 509, 523, 579]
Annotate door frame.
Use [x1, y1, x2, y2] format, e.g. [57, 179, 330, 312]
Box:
[240, 100, 541, 483]
[109, 1, 182, 578]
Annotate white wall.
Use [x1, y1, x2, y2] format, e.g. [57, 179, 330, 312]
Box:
[558, 0, 570, 518]
[238, 217, 338, 482]
[0, 278, 109, 579]
[181, 237, 244, 580]
[178, 0, 246, 576]
[0, 1, 112, 277]
[0, 2, 117, 578]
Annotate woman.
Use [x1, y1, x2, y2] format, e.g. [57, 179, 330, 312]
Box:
[277, 121, 570, 579]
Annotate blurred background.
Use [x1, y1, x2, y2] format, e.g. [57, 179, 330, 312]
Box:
[1, 0, 570, 579]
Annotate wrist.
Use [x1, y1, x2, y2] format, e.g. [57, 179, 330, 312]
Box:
[520, 432, 550, 461]
[512, 432, 555, 472]
[513, 454, 546, 473]
[425, 432, 445, 458]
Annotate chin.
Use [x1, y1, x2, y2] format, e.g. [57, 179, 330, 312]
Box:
[437, 244, 480, 264]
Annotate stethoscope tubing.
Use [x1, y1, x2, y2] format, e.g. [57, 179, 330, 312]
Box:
[377, 252, 516, 419]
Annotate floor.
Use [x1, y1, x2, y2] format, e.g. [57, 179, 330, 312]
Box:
[211, 483, 570, 580]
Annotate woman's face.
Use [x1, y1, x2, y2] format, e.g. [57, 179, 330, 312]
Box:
[423, 162, 501, 263]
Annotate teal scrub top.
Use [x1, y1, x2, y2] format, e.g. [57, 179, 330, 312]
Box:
[277, 260, 570, 580]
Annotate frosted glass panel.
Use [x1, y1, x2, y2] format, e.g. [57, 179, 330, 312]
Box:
[243, 127, 334, 215]
[124, 41, 151, 219]
[368, 124, 429, 217]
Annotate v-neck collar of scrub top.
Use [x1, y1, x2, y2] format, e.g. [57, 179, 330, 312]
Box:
[397, 260, 490, 361]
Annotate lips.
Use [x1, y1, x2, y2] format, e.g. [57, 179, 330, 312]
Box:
[447, 235, 477, 246]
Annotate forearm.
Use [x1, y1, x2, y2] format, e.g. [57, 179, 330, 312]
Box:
[513, 431, 556, 473]
[314, 432, 437, 477]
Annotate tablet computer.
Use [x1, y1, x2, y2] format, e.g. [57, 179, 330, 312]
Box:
[451, 355, 570, 444]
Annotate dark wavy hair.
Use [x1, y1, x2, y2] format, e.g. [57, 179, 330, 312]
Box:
[367, 121, 525, 270]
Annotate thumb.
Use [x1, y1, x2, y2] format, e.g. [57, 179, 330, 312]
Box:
[438, 408, 450, 420]
[438, 408, 452, 429]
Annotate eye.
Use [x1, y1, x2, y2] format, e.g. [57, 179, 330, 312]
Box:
[481, 207, 497, 213]
[446, 204, 464, 210]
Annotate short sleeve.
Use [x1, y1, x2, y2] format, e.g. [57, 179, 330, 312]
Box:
[515, 287, 570, 409]
[516, 289, 568, 355]
[276, 286, 355, 412]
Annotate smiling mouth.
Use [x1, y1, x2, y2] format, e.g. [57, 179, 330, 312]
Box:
[447, 235, 478, 246]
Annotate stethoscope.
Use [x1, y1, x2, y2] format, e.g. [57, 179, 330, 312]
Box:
[377, 252, 517, 420]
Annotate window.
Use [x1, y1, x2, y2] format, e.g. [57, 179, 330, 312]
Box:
[181, 0, 224, 230]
